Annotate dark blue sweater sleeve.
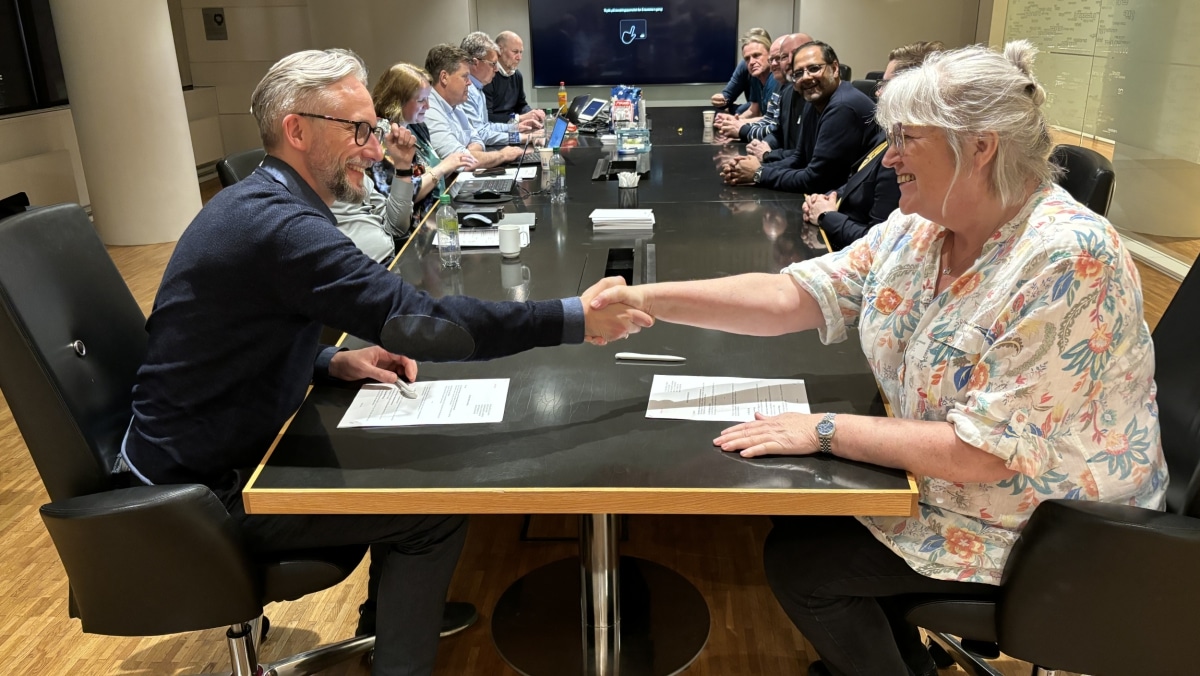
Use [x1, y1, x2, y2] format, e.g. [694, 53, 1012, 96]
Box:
[721, 61, 750, 103]
[272, 213, 573, 361]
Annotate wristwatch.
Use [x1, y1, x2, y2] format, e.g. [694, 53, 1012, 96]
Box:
[394, 166, 414, 178]
[816, 412, 837, 454]
[752, 166, 763, 184]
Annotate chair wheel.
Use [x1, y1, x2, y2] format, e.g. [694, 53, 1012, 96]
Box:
[926, 638, 955, 669]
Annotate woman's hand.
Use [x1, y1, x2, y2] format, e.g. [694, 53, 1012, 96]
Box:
[713, 412, 819, 458]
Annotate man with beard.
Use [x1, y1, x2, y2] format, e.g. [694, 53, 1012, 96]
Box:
[484, 31, 545, 126]
[746, 32, 812, 161]
[722, 41, 878, 194]
[720, 32, 811, 143]
[120, 48, 653, 676]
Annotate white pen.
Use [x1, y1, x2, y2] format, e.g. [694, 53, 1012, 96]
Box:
[614, 352, 686, 362]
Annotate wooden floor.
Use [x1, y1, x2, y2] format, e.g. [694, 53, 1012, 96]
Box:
[0, 178, 1180, 675]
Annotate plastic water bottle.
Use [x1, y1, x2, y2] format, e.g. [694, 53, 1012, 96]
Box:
[550, 148, 566, 203]
[436, 194, 460, 267]
[557, 82, 568, 112]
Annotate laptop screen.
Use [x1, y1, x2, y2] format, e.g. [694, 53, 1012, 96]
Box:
[547, 116, 569, 149]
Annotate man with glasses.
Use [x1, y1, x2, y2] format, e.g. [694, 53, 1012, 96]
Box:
[424, 44, 527, 168]
[121, 48, 652, 676]
[747, 32, 812, 162]
[723, 40, 878, 195]
[484, 31, 545, 127]
[459, 32, 541, 150]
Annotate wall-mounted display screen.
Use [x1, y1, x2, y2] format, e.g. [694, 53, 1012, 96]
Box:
[527, 0, 739, 87]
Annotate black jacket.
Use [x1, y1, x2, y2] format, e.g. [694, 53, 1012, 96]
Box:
[763, 87, 803, 163]
[820, 135, 900, 250]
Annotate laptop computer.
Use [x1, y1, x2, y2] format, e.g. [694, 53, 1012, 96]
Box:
[545, 115, 569, 149]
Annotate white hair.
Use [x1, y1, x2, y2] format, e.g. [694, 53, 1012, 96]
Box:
[460, 31, 499, 61]
[250, 49, 367, 149]
[876, 40, 1056, 208]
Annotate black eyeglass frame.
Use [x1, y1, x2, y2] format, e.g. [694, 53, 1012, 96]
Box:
[296, 112, 390, 146]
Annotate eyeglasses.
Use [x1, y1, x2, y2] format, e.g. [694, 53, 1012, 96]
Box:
[886, 122, 906, 156]
[767, 54, 787, 65]
[475, 58, 500, 71]
[297, 112, 390, 146]
[786, 63, 828, 83]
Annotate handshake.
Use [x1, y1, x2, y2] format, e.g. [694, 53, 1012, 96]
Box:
[580, 277, 655, 345]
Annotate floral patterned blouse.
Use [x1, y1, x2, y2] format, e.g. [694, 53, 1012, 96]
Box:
[785, 183, 1168, 584]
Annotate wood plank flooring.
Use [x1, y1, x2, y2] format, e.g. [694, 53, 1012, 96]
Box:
[0, 178, 1179, 675]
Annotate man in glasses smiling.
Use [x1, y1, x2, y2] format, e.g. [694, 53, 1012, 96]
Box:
[121, 48, 653, 676]
[723, 40, 879, 195]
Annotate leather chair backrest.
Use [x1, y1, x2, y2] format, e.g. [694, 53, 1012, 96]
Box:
[0, 204, 147, 502]
[1, 191, 30, 219]
[1051, 145, 1115, 216]
[864, 70, 885, 81]
[216, 148, 267, 188]
[851, 79, 877, 101]
[1151, 258, 1200, 518]
[838, 63, 852, 82]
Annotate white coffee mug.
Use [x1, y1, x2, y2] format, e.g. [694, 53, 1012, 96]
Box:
[537, 147, 553, 168]
[498, 224, 528, 258]
[702, 110, 716, 127]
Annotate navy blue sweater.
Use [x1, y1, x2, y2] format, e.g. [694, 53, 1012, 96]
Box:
[759, 82, 879, 195]
[126, 156, 580, 486]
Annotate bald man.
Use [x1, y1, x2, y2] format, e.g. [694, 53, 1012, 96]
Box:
[748, 32, 812, 162]
[483, 31, 545, 126]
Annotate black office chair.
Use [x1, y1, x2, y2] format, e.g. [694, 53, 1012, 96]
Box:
[900, 259, 1200, 676]
[1, 191, 30, 219]
[839, 63, 852, 81]
[1051, 144, 1115, 216]
[864, 70, 885, 81]
[217, 147, 268, 188]
[0, 203, 372, 675]
[851, 79, 877, 101]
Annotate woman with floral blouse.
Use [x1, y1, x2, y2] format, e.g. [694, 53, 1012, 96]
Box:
[589, 41, 1166, 676]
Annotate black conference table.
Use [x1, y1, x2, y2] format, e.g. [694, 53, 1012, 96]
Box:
[243, 107, 914, 676]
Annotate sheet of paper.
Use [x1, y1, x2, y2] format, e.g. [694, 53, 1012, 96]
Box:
[645, 375, 810, 422]
[433, 224, 529, 248]
[517, 166, 538, 180]
[500, 212, 536, 228]
[338, 379, 510, 428]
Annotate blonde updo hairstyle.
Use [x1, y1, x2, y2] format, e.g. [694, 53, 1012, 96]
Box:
[876, 40, 1056, 208]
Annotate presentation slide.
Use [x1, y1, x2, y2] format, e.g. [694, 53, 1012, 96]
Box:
[527, 0, 739, 87]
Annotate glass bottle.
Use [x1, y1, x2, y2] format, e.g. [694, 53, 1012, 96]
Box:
[557, 82, 568, 112]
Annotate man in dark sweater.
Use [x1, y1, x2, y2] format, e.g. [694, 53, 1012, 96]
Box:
[723, 41, 879, 195]
[120, 48, 650, 676]
[483, 31, 545, 127]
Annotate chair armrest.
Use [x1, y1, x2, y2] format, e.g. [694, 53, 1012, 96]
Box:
[998, 499, 1200, 674]
[40, 484, 264, 636]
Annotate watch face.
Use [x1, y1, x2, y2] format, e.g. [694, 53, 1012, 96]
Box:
[817, 418, 835, 436]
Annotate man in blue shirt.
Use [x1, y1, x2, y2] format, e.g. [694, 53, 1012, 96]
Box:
[423, 44, 525, 168]
[122, 48, 652, 676]
[459, 32, 540, 148]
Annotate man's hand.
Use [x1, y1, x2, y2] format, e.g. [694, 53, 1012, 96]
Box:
[722, 156, 761, 185]
[384, 124, 417, 166]
[518, 118, 541, 132]
[746, 139, 771, 160]
[580, 277, 654, 345]
[804, 192, 837, 225]
[434, 151, 477, 179]
[714, 114, 745, 138]
[501, 145, 526, 162]
[329, 346, 418, 385]
[521, 109, 547, 124]
[710, 93, 728, 107]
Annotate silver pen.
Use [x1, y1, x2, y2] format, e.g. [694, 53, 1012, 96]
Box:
[614, 352, 686, 362]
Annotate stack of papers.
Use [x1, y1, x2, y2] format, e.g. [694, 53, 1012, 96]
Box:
[434, 223, 529, 248]
[590, 208, 655, 231]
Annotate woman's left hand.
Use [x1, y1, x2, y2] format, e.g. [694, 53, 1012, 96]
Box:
[714, 412, 819, 457]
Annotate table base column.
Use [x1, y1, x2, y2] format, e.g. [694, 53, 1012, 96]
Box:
[491, 556, 709, 676]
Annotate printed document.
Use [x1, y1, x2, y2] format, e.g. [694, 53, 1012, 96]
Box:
[645, 375, 810, 422]
[338, 379, 509, 428]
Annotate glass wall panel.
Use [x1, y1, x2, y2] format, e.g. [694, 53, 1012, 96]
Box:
[1004, 0, 1200, 268]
